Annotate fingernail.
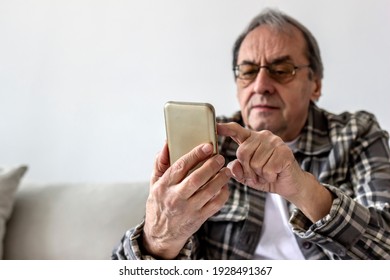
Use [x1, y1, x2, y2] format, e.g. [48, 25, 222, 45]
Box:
[224, 168, 232, 177]
[202, 143, 213, 154]
[216, 155, 225, 165]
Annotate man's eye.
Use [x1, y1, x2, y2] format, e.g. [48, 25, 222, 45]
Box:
[243, 69, 258, 75]
[272, 69, 288, 75]
[240, 66, 258, 77]
[270, 64, 293, 76]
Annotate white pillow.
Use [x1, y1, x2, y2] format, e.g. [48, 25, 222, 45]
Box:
[0, 165, 28, 259]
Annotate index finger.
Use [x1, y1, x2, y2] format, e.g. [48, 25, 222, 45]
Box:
[151, 142, 170, 185]
[217, 122, 251, 145]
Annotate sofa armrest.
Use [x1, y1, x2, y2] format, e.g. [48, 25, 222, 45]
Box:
[3, 182, 149, 260]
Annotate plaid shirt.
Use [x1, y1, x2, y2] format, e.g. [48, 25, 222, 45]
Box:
[112, 102, 390, 260]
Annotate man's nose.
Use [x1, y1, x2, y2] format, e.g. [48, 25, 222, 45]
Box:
[252, 68, 275, 95]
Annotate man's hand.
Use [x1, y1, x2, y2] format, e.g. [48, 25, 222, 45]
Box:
[143, 142, 231, 259]
[217, 122, 333, 222]
[217, 122, 299, 196]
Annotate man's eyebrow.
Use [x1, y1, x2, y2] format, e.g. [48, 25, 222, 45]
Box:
[239, 60, 258, 65]
[238, 56, 293, 65]
[270, 55, 293, 64]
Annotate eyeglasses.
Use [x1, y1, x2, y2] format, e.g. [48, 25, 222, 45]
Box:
[233, 62, 311, 86]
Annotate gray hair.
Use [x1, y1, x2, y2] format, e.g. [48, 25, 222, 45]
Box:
[232, 8, 324, 80]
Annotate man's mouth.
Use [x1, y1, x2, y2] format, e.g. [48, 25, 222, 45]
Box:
[250, 104, 279, 111]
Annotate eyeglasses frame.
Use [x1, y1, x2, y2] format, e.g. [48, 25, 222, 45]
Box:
[233, 62, 311, 84]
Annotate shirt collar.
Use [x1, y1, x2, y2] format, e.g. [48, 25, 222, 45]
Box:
[295, 102, 333, 156]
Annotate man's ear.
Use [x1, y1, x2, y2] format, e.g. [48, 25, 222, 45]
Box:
[310, 77, 322, 102]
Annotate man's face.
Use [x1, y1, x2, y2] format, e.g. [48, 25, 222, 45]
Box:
[236, 24, 321, 142]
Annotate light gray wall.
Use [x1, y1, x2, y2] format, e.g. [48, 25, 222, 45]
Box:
[1, 0, 389, 183]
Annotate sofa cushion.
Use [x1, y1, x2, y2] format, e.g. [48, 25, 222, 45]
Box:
[0, 165, 28, 259]
[3, 181, 149, 260]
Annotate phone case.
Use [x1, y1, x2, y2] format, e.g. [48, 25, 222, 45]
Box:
[164, 101, 218, 165]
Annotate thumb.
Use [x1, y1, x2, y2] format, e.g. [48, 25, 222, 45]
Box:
[227, 159, 244, 181]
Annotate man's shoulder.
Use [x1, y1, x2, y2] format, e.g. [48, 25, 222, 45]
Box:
[312, 103, 379, 128]
[324, 108, 380, 130]
[314, 105, 387, 142]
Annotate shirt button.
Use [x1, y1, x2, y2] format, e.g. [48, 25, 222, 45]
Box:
[302, 241, 312, 249]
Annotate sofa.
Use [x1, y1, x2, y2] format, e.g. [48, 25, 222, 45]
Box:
[1, 165, 149, 260]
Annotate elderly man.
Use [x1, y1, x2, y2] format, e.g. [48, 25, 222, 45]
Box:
[112, 8, 390, 260]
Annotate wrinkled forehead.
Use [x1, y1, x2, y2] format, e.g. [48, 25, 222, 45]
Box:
[237, 24, 308, 64]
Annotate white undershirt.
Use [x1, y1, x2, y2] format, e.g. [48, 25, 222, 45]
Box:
[253, 137, 305, 260]
[253, 193, 304, 259]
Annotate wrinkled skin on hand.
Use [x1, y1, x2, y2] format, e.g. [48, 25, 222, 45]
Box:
[143, 142, 231, 259]
[217, 122, 333, 223]
[218, 122, 302, 197]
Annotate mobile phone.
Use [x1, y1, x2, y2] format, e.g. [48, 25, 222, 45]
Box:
[164, 101, 218, 166]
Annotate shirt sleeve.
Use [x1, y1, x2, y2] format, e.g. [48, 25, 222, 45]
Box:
[111, 220, 193, 260]
[290, 114, 390, 259]
[290, 185, 370, 258]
